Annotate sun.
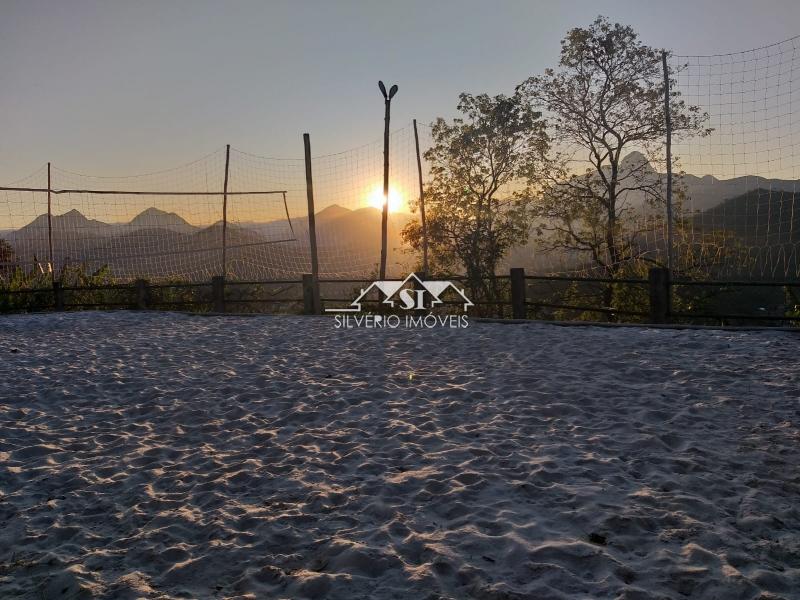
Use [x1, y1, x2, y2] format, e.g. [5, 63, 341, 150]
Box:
[366, 184, 405, 213]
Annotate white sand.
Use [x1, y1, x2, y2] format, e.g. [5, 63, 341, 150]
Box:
[0, 313, 798, 600]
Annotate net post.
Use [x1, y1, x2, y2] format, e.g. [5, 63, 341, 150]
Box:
[648, 267, 671, 324]
[303, 134, 320, 298]
[379, 86, 395, 280]
[662, 51, 674, 274]
[134, 279, 149, 310]
[47, 162, 54, 282]
[212, 275, 225, 313]
[379, 105, 389, 280]
[413, 119, 429, 275]
[510, 267, 526, 320]
[222, 144, 230, 278]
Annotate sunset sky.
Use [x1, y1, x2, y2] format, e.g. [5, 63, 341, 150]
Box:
[2, 0, 799, 185]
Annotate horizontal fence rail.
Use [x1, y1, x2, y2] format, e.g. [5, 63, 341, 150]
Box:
[1, 268, 798, 327]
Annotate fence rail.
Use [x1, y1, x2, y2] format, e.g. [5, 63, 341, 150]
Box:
[2, 267, 798, 326]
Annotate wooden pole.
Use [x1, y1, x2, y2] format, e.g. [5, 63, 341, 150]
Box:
[212, 275, 225, 313]
[47, 162, 53, 282]
[662, 51, 674, 273]
[380, 97, 391, 279]
[413, 119, 429, 275]
[222, 144, 230, 278]
[648, 267, 670, 324]
[510, 267, 527, 320]
[52, 281, 64, 311]
[302, 273, 317, 315]
[303, 134, 321, 313]
[134, 279, 149, 310]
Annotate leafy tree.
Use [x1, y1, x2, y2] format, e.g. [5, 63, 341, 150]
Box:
[517, 16, 709, 313]
[402, 92, 548, 304]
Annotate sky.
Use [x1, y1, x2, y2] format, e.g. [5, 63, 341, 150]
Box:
[1, 0, 799, 184]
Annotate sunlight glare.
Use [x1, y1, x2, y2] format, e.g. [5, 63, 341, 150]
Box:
[366, 184, 404, 213]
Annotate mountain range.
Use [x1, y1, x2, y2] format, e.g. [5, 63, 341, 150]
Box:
[1, 205, 413, 279]
[2, 156, 798, 279]
[617, 151, 799, 212]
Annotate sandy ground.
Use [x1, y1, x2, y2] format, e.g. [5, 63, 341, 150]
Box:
[0, 312, 799, 600]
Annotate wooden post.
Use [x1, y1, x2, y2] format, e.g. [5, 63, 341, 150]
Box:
[52, 281, 64, 311]
[648, 267, 670, 324]
[212, 275, 225, 313]
[510, 268, 526, 320]
[303, 134, 320, 284]
[413, 119, 428, 275]
[378, 82, 397, 280]
[662, 51, 674, 273]
[47, 162, 54, 282]
[302, 273, 321, 315]
[221, 144, 230, 278]
[134, 279, 148, 310]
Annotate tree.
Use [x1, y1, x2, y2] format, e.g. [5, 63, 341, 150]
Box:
[402, 92, 548, 303]
[517, 16, 709, 312]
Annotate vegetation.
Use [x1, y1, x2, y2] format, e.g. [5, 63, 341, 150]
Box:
[399, 15, 791, 323]
[0, 239, 14, 282]
[515, 17, 710, 314]
[0, 260, 306, 315]
[402, 92, 548, 305]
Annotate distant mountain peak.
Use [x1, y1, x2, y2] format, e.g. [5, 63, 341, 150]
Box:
[620, 151, 656, 174]
[57, 209, 96, 224]
[137, 207, 170, 216]
[317, 204, 351, 217]
[130, 206, 184, 221]
[129, 207, 194, 232]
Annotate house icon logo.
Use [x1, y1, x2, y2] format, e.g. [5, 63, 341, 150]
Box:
[326, 273, 473, 314]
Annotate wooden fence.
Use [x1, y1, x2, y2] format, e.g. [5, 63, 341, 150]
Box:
[1, 268, 798, 326]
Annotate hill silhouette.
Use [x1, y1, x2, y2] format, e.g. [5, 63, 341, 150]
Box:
[129, 207, 197, 233]
[693, 188, 800, 243]
[2, 203, 413, 279]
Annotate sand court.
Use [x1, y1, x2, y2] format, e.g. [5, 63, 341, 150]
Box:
[0, 312, 798, 599]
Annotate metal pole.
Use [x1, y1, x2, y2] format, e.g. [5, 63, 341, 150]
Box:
[662, 51, 674, 272]
[413, 119, 428, 275]
[380, 98, 391, 280]
[47, 162, 53, 281]
[303, 133, 321, 313]
[222, 144, 230, 278]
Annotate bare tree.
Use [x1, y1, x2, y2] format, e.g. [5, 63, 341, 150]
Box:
[517, 16, 709, 311]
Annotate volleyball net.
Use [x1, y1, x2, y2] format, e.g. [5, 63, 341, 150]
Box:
[2, 36, 799, 284]
[0, 126, 432, 282]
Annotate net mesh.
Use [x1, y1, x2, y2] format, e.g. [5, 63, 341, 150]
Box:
[0, 125, 433, 282]
[504, 36, 800, 280]
[229, 126, 425, 279]
[2, 35, 799, 284]
[668, 36, 800, 280]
